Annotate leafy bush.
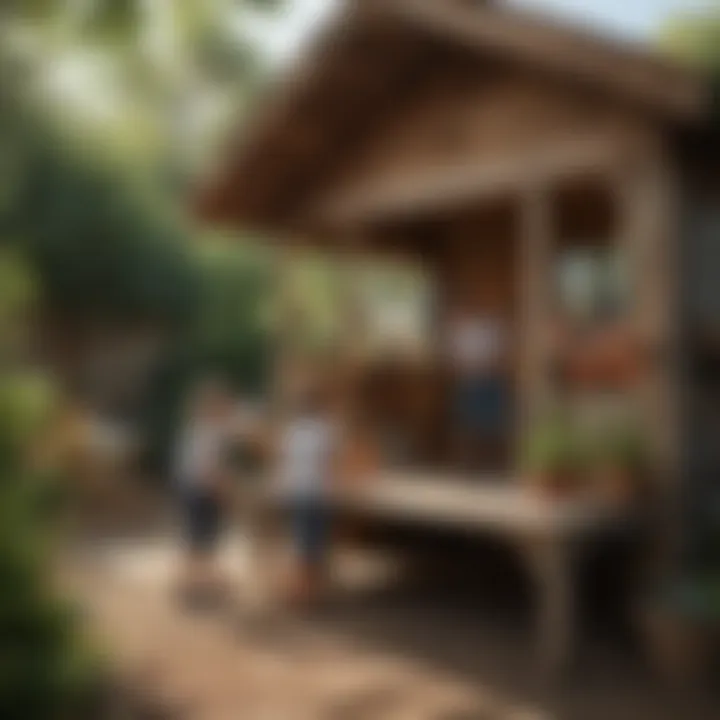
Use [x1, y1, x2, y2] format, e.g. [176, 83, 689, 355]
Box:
[0, 373, 56, 464]
[0, 376, 104, 719]
[140, 240, 272, 476]
[0, 253, 99, 719]
[0, 372, 100, 720]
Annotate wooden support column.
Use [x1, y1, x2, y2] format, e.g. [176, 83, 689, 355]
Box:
[617, 137, 680, 579]
[618, 140, 679, 485]
[518, 183, 554, 467]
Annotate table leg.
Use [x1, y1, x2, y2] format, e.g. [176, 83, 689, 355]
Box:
[520, 537, 576, 682]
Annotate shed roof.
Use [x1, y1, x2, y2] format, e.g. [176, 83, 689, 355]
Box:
[198, 0, 709, 232]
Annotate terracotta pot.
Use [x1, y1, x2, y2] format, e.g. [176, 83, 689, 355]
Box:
[562, 324, 644, 391]
[562, 346, 592, 385]
[528, 470, 580, 500]
[601, 344, 644, 388]
[640, 605, 712, 687]
[597, 465, 638, 507]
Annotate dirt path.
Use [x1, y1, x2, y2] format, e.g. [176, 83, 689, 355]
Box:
[65, 534, 713, 720]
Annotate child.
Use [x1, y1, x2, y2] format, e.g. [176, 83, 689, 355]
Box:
[447, 297, 510, 472]
[174, 379, 235, 603]
[277, 384, 341, 606]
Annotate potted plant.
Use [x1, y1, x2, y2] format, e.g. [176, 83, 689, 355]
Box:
[524, 417, 589, 500]
[592, 422, 649, 507]
[594, 320, 646, 389]
[559, 318, 645, 392]
[640, 573, 720, 687]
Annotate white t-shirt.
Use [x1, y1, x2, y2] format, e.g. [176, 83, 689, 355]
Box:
[174, 419, 229, 490]
[448, 316, 504, 374]
[278, 417, 337, 499]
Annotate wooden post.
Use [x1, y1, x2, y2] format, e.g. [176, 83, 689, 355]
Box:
[617, 140, 679, 483]
[617, 136, 680, 579]
[518, 183, 554, 470]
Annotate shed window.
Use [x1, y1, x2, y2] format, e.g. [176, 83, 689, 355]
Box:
[555, 245, 629, 323]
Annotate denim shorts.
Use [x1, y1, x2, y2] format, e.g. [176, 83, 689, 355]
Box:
[288, 496, 330, 566]
[453, 376, 508, 432]
[180, 488, 222, 553]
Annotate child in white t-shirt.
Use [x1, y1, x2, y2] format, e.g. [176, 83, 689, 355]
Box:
[277, 386, 340, 606]
[174, 379, 235, 603]
[447, 306, 509, 470]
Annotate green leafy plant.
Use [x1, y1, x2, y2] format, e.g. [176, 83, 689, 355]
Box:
[0, 376, 104, 720]
[659, 573, 720, 623]
[594, 422, 649, 472]
[0, 254, 102, 719]
[523, 415, 591, 496]
[524, 416, 587, 475]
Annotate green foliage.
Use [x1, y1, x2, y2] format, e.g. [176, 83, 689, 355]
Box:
[140, 239, 273, 474]
[525, 402, 655, 476]
[0, 486, 99, 719]
[658, 8, 720, 123]
[593, 421, 648, 471]
[193, 240, 272, 392]
[0, 0, 287, 335]
[0, 249, 37, 354]
[659, 10, 720, 71]
[0, 249, 97, 719]
[523, 415, 589, 475]
[0, 0, 61, 22]
[0, 250, 35, 319]
[0, 107, 199, 325]
[660, 574, 720, 622]
[0, 373, 56, 467]
[0, 68, 276, 478]
[0, 0, 292, 711]
[78, 0, 145, 45]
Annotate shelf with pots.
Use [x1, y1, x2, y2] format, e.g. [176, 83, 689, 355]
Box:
[553, 317, 647, 393]
[523, 413, 649, 509]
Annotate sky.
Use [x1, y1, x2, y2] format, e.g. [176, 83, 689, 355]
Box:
[248, 0, 714, 63]
[508, 0, 711, 39]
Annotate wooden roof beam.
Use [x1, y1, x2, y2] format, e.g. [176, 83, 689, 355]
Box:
[265, 40, 447, 224]
[315, 131, 634, 227]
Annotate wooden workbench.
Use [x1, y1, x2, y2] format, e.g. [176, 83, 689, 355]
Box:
[258, 470, 637, 681]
